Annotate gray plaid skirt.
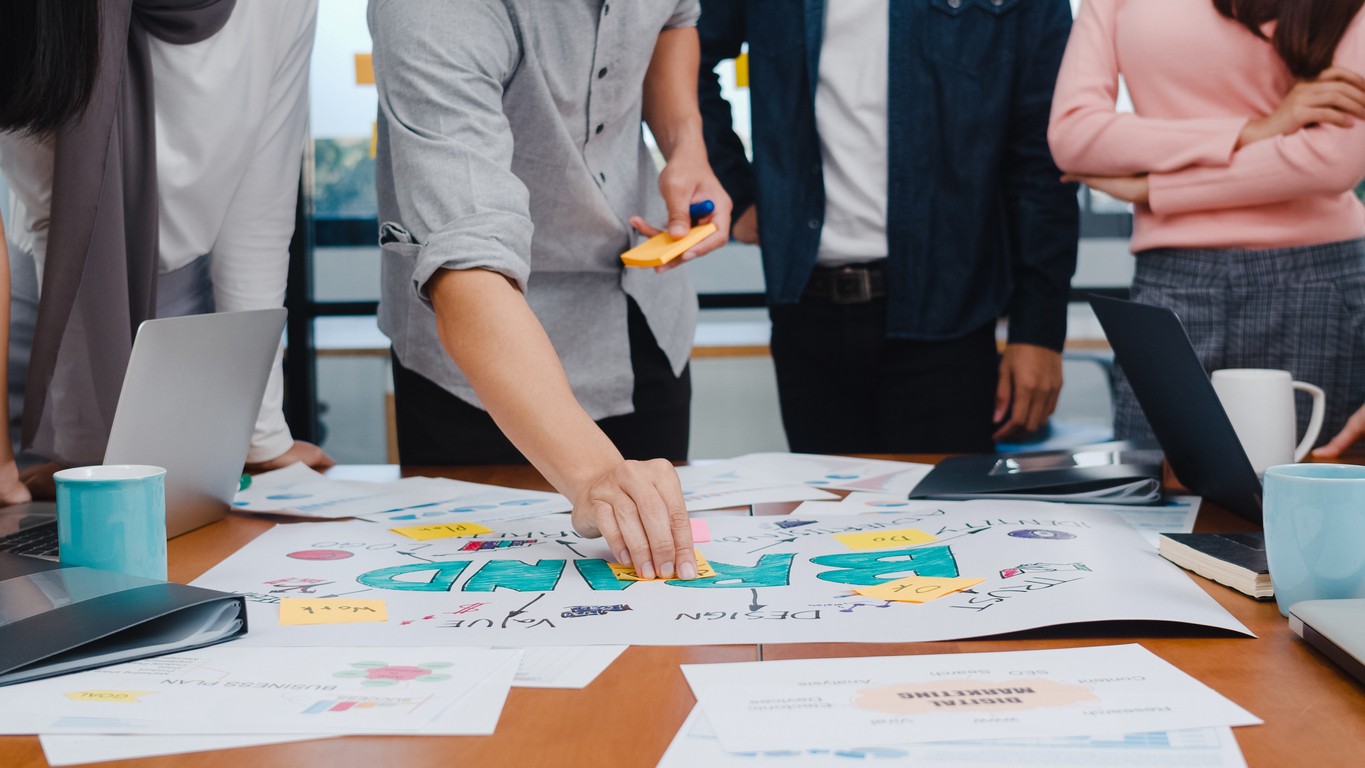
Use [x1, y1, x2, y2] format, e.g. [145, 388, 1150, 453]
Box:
[1113, 238, 1365, 447]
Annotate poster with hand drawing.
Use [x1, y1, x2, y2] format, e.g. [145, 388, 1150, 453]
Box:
[192, 500, 1251, 647]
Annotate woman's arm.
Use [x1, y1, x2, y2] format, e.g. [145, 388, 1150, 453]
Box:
[1048, 0, 1247, 176]
[0, 214, 32, 505]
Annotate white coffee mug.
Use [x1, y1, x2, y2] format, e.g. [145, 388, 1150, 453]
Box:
[1211, 368, 1325, 476]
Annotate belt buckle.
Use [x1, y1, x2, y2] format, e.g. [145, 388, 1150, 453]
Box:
[831, 268, 874, 304]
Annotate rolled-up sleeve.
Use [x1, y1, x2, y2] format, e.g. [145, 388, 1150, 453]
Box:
[666, 0, 700, 29]
[369, 0, 533, 300]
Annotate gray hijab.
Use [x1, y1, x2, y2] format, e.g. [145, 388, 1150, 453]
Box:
[24, 0, 237, 465]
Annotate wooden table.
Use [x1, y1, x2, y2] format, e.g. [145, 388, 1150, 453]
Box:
[3, 461, 1363, 768]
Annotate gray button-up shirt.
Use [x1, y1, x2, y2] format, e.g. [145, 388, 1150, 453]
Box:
[369, 0, 700, 420]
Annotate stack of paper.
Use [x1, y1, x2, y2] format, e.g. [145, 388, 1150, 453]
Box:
[667, 644, 1258, 767]
[677, 453, 934, 511]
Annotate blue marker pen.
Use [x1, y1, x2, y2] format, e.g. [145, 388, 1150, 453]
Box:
[688, 199, 715, 223]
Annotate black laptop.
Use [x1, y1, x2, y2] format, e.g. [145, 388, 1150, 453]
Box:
[1089, 295, 1264, 522]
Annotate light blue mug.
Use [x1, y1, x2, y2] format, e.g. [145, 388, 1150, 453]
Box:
[55, 465, 168, 581]
[1262, 463, 1365, 616]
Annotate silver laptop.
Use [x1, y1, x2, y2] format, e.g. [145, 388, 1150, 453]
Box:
[0, 308, 286, 555]
[1289, 599, 1365, 685]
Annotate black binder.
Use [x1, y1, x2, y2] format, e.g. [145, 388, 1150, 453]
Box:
[0, 552, 247, 686]
[907, 442, 1164, 504]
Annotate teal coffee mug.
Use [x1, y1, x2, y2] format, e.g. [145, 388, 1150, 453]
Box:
[55, 465, 168, 580]
[1263, 463, 1365, 616]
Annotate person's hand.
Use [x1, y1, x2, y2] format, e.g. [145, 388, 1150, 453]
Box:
[19, 461, 63, 501]
[731, 206, 759, 245]
[570, 458, 697, 580]
[1312, 403, 1365, 458]
[244, 440, 336, 474]
[1062, 173, 1150, 204]
[628, 146, 732, 273]
[1238, 67, 1365, 149]
[993, 343, 1064, 441]
[0, 460, 31, 507]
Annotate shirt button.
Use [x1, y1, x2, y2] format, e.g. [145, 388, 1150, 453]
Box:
[596, 124, 604, 135]
[600, 172, 607, 182]
[598, 67, 608, 79]
[603, 4, 610, 14]
[807, 218, 819, 230]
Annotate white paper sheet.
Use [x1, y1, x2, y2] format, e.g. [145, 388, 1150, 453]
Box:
[36, 650, 522, 764]
[1, 646, 521, 736]
[235, 465, 570, 520]
[512, 645, 628, 688]
[679, 453, 933, 495]
[682, 644, 1260, 753]
[190, 500, 1250, 647]
[1103, 496, 1202, 548]
[789, 493, 944, 516]
[658, 705, 1249, 768]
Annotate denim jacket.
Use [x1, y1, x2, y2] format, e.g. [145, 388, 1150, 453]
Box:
[699, 0, 1078, 349]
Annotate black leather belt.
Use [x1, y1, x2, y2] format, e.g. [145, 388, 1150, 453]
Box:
[803, 263, 887, 304]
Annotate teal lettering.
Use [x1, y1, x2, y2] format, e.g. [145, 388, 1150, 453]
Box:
[667, 554, 795, 588]
[574, 559, 634, 591]
[811, 546, 959, 585]
[463, 560, 565, 592]
[357, 561, 472, 592]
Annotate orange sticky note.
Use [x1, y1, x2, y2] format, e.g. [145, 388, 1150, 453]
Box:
[620, 223, 717, 268]
[355, 53, 375, 85]
[390, 522, 493, 540]
[833, 528, 939, 550]
[280, 598, 389, 625]
[853, 576, 984, 603]
[610, 551, 716, 581]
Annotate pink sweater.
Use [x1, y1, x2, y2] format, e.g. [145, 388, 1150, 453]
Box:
[1049, 0, 1365, 252]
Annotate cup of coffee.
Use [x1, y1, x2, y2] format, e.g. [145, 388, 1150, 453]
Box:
[1211, 369, 1325, 475]
[55, 465, 167, 580]
[1262, 463, 1365, 616]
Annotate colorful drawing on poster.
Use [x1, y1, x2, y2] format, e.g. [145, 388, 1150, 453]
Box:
[288, 549, 354, 561]
[999, 562, 1092, 579]
[775, 519, 817, 529]
[1008, 529, 1077, 540]
[266, 578, 335, 594]
[561, 604, 633, 618]
[332, 661, 455, 686]
[460, 539, 538, 551]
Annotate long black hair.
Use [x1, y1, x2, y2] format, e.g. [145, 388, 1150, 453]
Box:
[0, 1, 102, 136]
[1214, 0, 1365, 79]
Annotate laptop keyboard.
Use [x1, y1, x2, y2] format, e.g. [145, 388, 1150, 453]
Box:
[0, 521, 59, 558]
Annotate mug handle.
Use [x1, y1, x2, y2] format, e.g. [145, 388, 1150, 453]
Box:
[1292, 381, 1326, 461]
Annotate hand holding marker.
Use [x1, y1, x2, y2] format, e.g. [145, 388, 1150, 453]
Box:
[620, 200, 718, 268]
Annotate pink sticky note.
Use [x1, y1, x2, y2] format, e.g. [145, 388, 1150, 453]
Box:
[690, 519, 711, 543]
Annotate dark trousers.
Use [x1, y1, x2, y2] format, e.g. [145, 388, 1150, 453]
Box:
[392, 299, 691, 465]
[769, 298, 998, 454]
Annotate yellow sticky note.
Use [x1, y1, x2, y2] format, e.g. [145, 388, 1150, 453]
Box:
[833, 528, 939, 550]
[65, 690, 155, 703]
[620, 223, 717, 267]
[390, 522, 493, 540]
[854, 576, 984, 603]
[611, 551, 715, 581]
[355, 53, 375, 85]
[280, 598, 389, 625]
[735, 52, 749, 88]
